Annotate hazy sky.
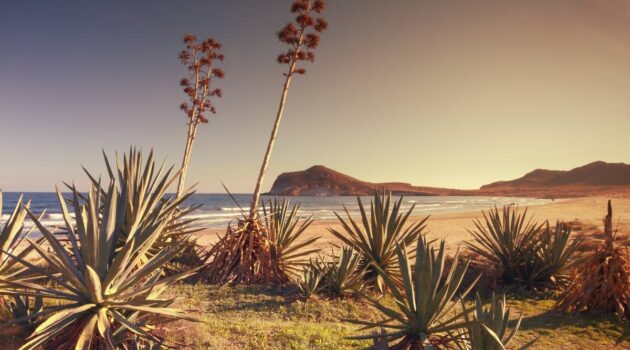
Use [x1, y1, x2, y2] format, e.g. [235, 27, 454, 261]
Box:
[1, 0, 630, 193]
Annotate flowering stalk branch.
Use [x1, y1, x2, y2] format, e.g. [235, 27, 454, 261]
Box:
[176, 34, 224, 198]
[249, 0, 327, 218]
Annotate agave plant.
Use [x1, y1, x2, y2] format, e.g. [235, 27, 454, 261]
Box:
[346, 237, 480, 349]
[320, 247, 365, 297]
[0, 182, 197, 349]
[466, 205, 544, 286]
[263, 198, 320, 278]
[295, 260, 324, 300]
[330, 192, 428, 294]
[82, 149, 201, 245]
[555, 200, 630, 320]
[467, 206, 583, 289]
[527, 221, 583, 288]
[202, 197, 320, 285]
[456, 293, 536, 350]
[0, 192, 44, 295]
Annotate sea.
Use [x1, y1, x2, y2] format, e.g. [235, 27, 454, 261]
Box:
[1, 192, 551, 231]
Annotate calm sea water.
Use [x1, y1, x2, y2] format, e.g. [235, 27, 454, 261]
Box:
[1, 192, 550, 230]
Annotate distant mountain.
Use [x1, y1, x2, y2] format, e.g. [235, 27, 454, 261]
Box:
[268, 162, 630, 198]
[482, 161, 630, 189]
[268, 165, 466, 196]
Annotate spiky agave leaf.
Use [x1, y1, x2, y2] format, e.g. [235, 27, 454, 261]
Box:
[526, 221, 583, 288]
[455, 293, 537, 350]
[263, 197, 320, 278]
[81, 148, 202, 247]
[466, 205, 543, 285]
[329, 192, 428, 294]
[295, 260, 324, 300]
[320, 247, 365, 297]
[345, 236, 480, 349]
[0, 182, 197, 349]
[5, 293, 43, 334]
[0, 192, 47, 294]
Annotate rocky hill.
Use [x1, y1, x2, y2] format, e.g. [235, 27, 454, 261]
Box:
[268, 162, 630, 198]
[267, 165, 467, 196]
[482, 161, 630, 189]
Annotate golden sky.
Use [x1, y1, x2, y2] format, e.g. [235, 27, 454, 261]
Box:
[1, 0, 629, 192]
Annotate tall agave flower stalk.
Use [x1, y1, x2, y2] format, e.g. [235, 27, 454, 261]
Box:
[176, 34, 224, 198]
[203, 1, 326, 285]
[329, 192, 428, 294]
[555, 200, 630, 320]
[0, 183, 197, 349]
[248, 0, 327, 219]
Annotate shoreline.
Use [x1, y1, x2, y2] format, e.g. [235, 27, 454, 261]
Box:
[192, 196, 630, 252]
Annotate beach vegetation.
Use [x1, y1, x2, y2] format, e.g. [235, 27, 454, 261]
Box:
[82, 149, 204, 272]
[295, 260, 325, 300]
[554, 200, 630, 320]
[329, 192, 428, 294]
[456, 293, 537, 350]
[248, 0, 327, 219]
[176, 34, 224, 198]
[201, 198, 320, 285]
[466, 205, 582, 289]
[344, 237, 480, 349]
[319, 247, 366, 297]
[200, 0, 328, 286]
[0, 192, 44, 326]
[0, 181, 196, 348]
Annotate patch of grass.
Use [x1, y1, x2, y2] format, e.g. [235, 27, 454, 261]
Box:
[166, 285, 630, 350]
[164, 284, 374, 349]
[2, 284, 629, 349]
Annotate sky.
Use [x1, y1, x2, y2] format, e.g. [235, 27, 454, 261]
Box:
[1, 0, 630, 193]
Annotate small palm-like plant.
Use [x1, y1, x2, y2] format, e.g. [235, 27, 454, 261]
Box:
[466, 206, 543, 285]
[457, 293, 536, 350]
[295, 260, 324, 300]
[329, 192, 428, 293]
[321, 247, 365, 297]
[346, 237, 479, 349]
[0, 183, 197, 349]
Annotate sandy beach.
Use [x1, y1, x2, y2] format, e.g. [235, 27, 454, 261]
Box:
[193, 196, 630, 253]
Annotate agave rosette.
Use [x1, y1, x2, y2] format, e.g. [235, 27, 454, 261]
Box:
[329, 192, 428, 293]
[262, 198, 320, 278]
[320, 246, 365, 296]
[0, 180, 197, 349]
[346, 237, 480, 349]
